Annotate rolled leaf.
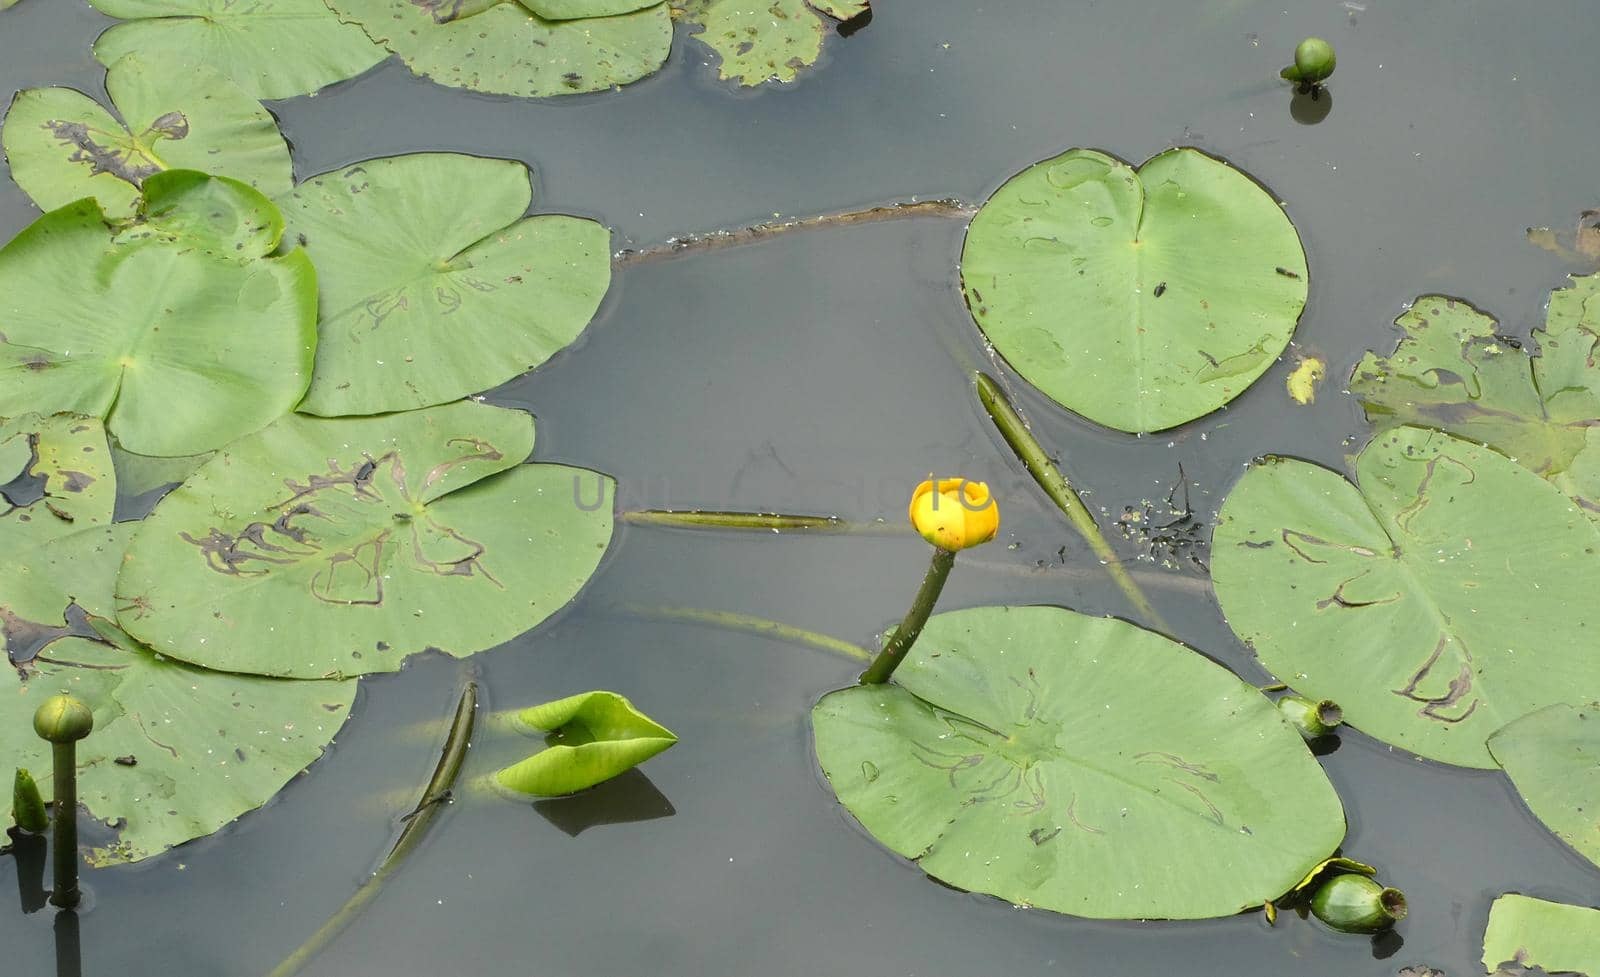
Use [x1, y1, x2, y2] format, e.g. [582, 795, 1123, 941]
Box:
[495, 691, 676, 797]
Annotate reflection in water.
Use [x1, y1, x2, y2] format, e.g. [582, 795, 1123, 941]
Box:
[55, 909, 81, 977]
[532, 770, 675, 837]
[1290, 87, 1334, 125]
[1370, 927, 1403, 960]
[8, 830, 48, 914]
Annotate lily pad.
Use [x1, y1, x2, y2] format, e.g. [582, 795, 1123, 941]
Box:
[111, 446, 212, 499]
[87, 0, 387, 101]
[495, 690, 677, 796]
[2, 53, 292, 217]
[811, 605, 1345, 920]
[1212, 425, 1600, 769]
[677, 0, 825, 86]
[325, 0, 672, 97]
[114, 170, 286, 257]
[1483, 895, 1600, 975]
[1350, 279, 1600, 524]
[0, 413, 129, 653]
[280, 154, 611, 416]
[0, 626, 355, 865]
[960, 147, 1308, 433]
[1487, 703, 1600, 871]
[117, 401, 614, 678]
[0, 189, 316, 456]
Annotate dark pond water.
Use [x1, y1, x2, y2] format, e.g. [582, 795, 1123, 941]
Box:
[3, 1, 1599, 975]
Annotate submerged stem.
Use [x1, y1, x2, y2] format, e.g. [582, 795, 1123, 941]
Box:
[613, 603, 871, 662]
[613, 198, 976, 267]
[859, 548, 957, 684]
[620, 509, 897, 534]
[973, 372, 1168, 632]
[265, 681, 478, 977]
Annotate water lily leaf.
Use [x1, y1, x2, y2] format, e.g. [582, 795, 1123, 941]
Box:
[1483, 895, 1600, 975]
[1350, 279, 1600, 524]
[811, 605, 1345, 920]
[960, 147, 1308, 433]
[808, 0, 867, 19]
[0, 413, 129, 653]
[0, 626, 355, 865]
[280, 154, 610, 416]
[117, 402, 614, 678]
[113, 170, 285, 257]
[678, 0, 827, 86]
[325, 0, 672, 97]
[1487, 703, 1600, 871]
[1212, 425, 1600, 769]
[87, 0, 387, 101]
[495, 690, 677, 796]
[1, 54, 291, 218]
[0, 190, 316, 457]
[523, 0, 661, 17]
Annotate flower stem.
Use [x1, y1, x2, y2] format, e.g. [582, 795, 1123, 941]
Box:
[613, 603, 870, 662]
[973, 372, 1168, 631]
[264, 680, 478, 977]
[860, 547, 956, 684]
[620, 510, 898, 534]
[48, 742, 79, 909]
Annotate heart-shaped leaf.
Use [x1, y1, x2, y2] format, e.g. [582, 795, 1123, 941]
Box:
[812, 605, 1345, 920]
[960, 147, 1307, 433]
[117, 402, 614, 678]
[0, 188, 316, 456]
[1350, 277, 1600, 524]
[280, 154, 611, 416]
[1487, 702, 1600, 871]
[325, 0, 672, 97]
[1, 53, 291, 217]
[87, 0, 387, 100]
[678, 0, 826, 86]
[495, 690, 677, 796]
[0, 625, 355, 865]
[1483, 895, 1600, 975]
[1212, 426, 1600, 768]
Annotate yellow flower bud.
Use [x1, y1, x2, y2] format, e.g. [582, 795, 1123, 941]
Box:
[908, 478, 1000, 551]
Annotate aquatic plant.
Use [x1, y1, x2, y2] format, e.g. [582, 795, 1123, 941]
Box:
[116, 401, 614, 678]
[1487, 702, 1600, 871]
[1, 53, 292, 216]
[1276, 695, 1343, 741]
[494, 691, 678, 797]
[32, 693, 93, 908]
[1309, 873, 1405, 933]
[11, 770, 47, 835]
[85, 0, 387, 100]
[1214, 426, 1600, 768]
[279, 154, 612, 417]
[1281, 37, 1336, 90]
[1483, 895, 1600, 974]
[960, 148, 1308, 432]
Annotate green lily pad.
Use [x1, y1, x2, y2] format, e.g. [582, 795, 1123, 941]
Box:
[1212, 425, 1600, 769]
[809, 0, 867, 19]
[280, 154, 611, 416]
[811, 605, 1345, 920]
[1487, 703, 1600, 871]
[1483, 895, 1600, 974]
[114, 170, 286, 257]
[960, 147, 1307, 433]
[1, 54, 291, 217]
[87, 0, 387, 101]
[0, 413, 130, 654]
[677, 0, 825, 86]
[1350, 278, 1600, 524]
[0, 191, 316, 457]
[495, 690, 677, 796]
[325, 0, 672, 97]
[111, 445, 212, 499]
[117, 401, 614, 678]
[1, 625, 355, 865]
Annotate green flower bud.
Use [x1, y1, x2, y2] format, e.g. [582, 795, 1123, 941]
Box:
[1278, 694, 1343, 739]
[33, 694, 93, 744]
[12, 768, 48, 834]
[1294, 37, 1336, 84]
[1310, 873, 1407, 933]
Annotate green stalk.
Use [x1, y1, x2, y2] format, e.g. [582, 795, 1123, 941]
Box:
[859, 548, 956, 684]
[265, 681, 478, 977]
[614, 603, 870, 662]
[49, 743, 78, 909]
[623, 510, 853, 532]
[973, 372, 1166, 630]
